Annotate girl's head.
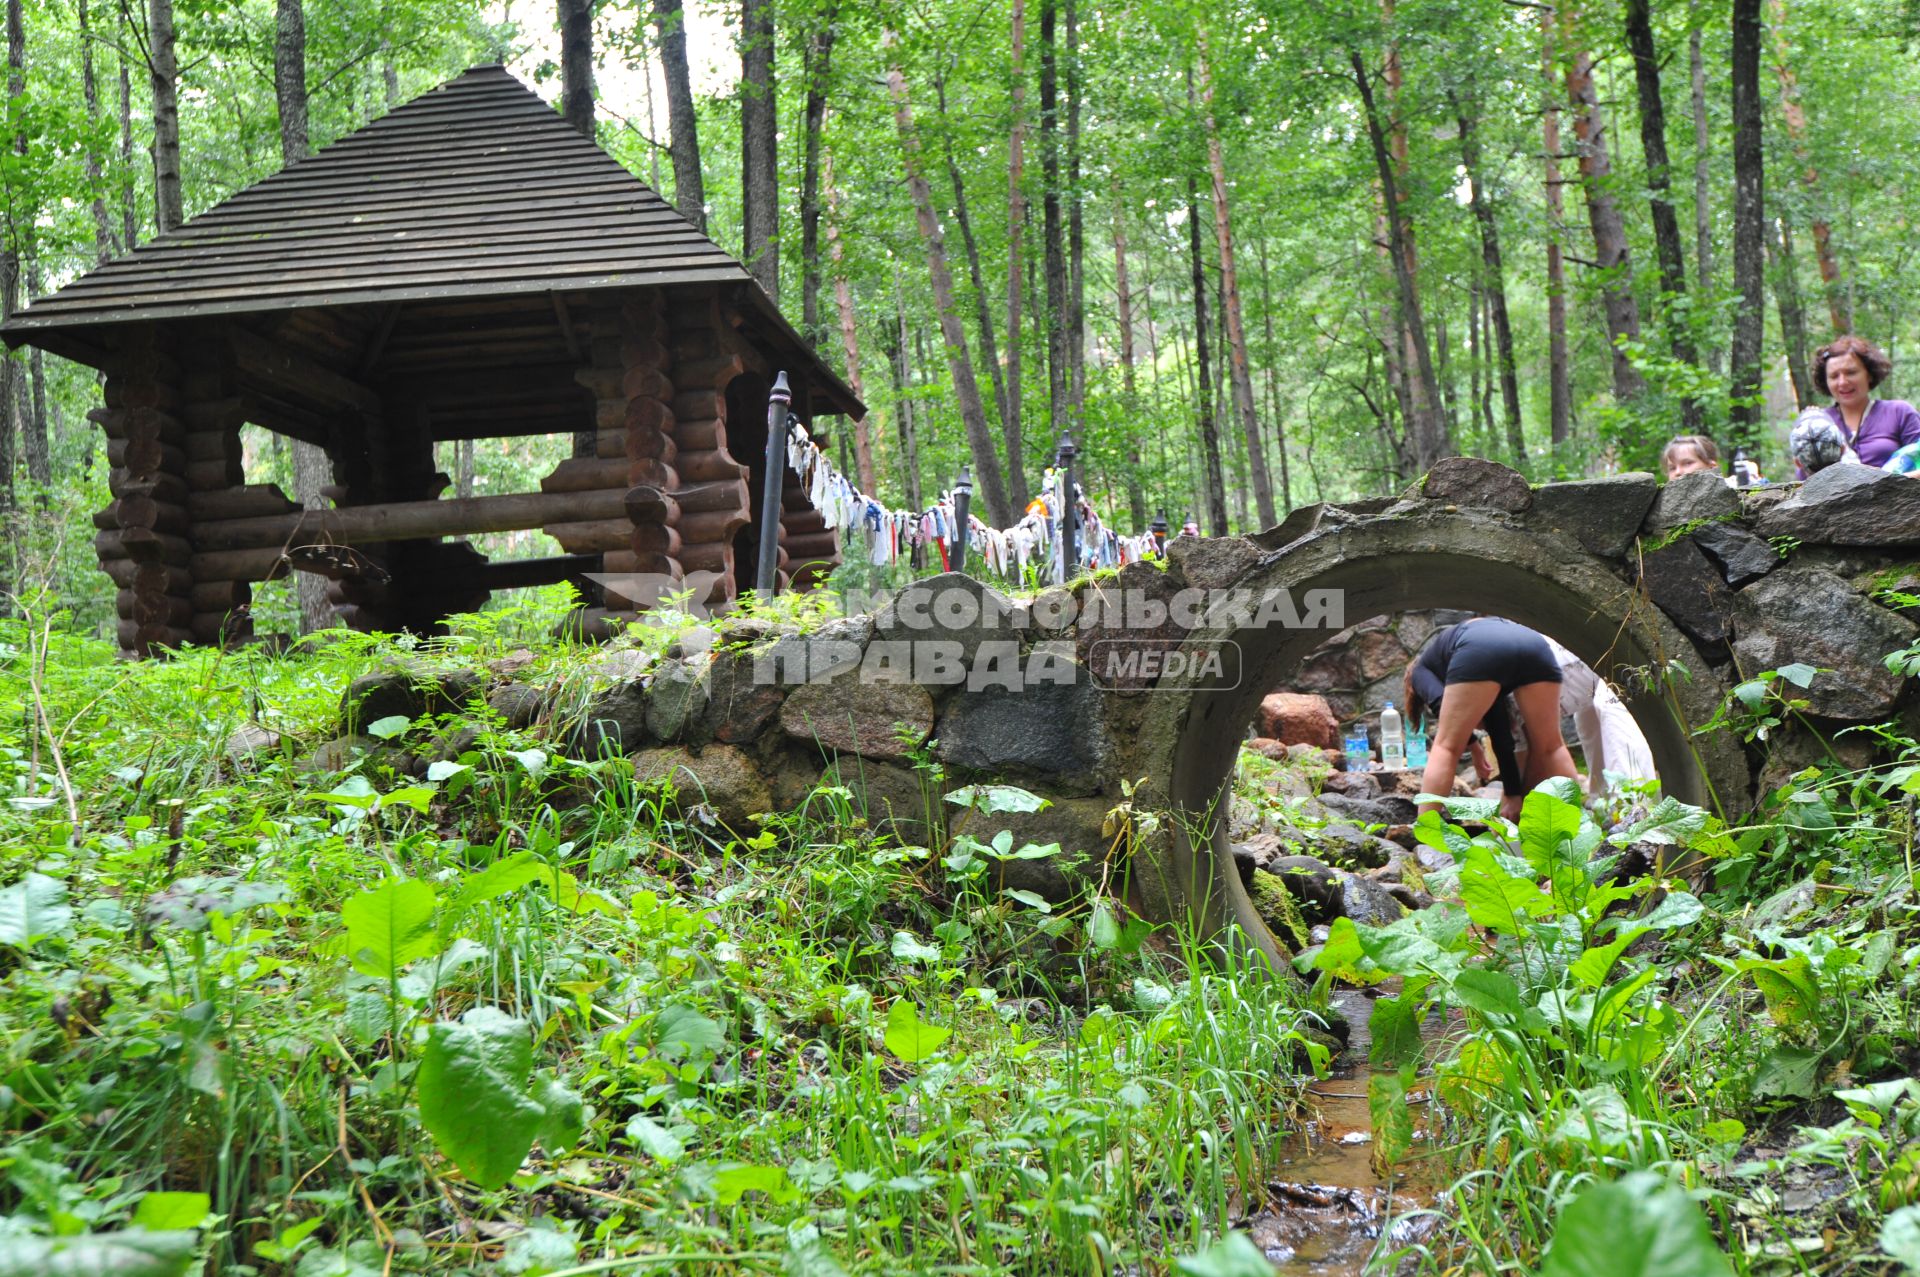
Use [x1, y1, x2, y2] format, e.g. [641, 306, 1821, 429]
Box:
[1662, 434, 1721, 480]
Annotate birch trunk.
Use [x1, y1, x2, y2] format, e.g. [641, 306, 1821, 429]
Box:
[149, 0, 182, 231]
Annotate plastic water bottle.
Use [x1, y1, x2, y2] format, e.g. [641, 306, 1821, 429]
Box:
[1380, 701, 1406, 770]
[1406, 719, 1429, 769]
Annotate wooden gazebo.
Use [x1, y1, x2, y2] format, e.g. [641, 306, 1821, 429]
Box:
[1, 65, 859, 655]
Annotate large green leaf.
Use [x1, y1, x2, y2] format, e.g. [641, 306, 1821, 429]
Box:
[1369, 1064, 1416, 1166]
[532, 1073, 584, 1154]
[1881, 1205, 1920, 1269]
[341, 878, 437, 979]
[1450, 968, 1524, 1020]
[417, 1007, 545, 1189]
[1173, 1233, 1274, 1277]
[652, 1004, 726, 1064]
[0, 1231, 200, 1277]
[1538, 1172, 1734, 1277]
[0, 873, 73, 948]
[1752, 1044, 1824, 1099]
[883, 999, 950, 1063]
[1459, 847, 1553, 934]
[1367, 985, 1426, 1068]
[1519, 789, 1585, 874]
[130, 1192, 211, 1231]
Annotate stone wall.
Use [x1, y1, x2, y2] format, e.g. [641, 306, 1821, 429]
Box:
[301, 457, 1920, 959]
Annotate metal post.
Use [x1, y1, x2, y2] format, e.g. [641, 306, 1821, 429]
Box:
[756, 371, 792, 596]
[1057, 433, 1078, 582]
[1150, 509, 1168, 556]
[952, 465, 972, 571]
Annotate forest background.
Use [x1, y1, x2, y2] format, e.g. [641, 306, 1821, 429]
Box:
[0, 0, 1913, 638]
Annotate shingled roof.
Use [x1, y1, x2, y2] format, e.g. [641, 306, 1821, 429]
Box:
[4, 65, 856, 411]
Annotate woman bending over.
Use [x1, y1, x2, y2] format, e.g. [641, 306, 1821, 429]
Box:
[1404, 618, 1580, 822]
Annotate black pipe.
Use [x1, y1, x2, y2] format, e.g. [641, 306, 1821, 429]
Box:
[756, 371, 792, 596]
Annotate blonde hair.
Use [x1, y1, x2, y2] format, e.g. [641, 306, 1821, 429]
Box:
[1662, 434, 1721, 472]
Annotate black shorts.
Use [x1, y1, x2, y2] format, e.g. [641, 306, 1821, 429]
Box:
[1443, 618, 1561, 693]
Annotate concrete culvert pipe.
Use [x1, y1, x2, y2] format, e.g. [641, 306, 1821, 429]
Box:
[1131, 509, 1742, 968]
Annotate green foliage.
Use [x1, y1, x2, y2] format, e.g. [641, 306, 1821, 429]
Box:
[0, 625, 1322, 1274]
[1538, 1173, 1735, 1277]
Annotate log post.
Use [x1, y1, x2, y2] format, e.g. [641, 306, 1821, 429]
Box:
[95, 325, 195, 656]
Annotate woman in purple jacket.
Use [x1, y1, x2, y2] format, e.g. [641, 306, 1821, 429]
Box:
[1815, 336, 1920, 468]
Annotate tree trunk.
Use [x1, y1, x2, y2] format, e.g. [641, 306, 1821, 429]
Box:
[1064, 0, 1085, 425]
[1690, 10, 1713, 300]
[883, 38, 1012, 526]
[22, 266, 46, 488]
[740, 0, 778, 301]
[653, 0, 705, 231]
[275, 0, 308, 159]
[1563, 14, 1645, 403]
[933, 71, 1013, 493]
[456, 439, 475, 499]
[889, 268, 923, 512]
[149, 0, 182, 232]
[1453, 91, 1527, 466]
[1258, 232, 1292, 511]
[1198, 47, 1274, 527]
[1542, 10, 1571, 449]
[381, 41, 399, 107]
[1770, 217, 1814, 407]
[275, 0, 334, 632]
[799, 11, 836, 349]
[1625, 0, 1702, 430]
[1433, 300, 1459, 442]
[1188, 176, 1228, 536]
[1039, 0, 1067, 444]
[1349, 49, 1447, 472]
[1112, 185, 1146, 529]
[80, 0, 113, 261]
[1729, 0, 1766, 444]
[5, 0, 33, 511]
[1005, 0, 1028, 506]
[118, 15, 136, 250]
[558, 0, 594, 141]
[1474, 276, 1489, 445]
[825, 165, 876, 493]
[1768, 0, 1847, 335]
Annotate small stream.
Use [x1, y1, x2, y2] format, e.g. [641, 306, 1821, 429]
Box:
[1239, 988, 1439, 1274]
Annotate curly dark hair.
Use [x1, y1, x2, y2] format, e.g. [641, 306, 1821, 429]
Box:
[1813, 335, 1893, 396]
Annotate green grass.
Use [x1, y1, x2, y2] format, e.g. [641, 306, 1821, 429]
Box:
[0, 603, 1320, 1276]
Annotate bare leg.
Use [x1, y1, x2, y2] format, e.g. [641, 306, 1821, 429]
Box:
[1419, 680, 1500, 815]
[1514, 680, 1579, 795]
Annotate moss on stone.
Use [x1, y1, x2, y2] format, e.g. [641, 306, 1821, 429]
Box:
[1248, 869, 1309, 953]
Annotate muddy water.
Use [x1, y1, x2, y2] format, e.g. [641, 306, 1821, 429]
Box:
[1241, 988, 1439, 1274]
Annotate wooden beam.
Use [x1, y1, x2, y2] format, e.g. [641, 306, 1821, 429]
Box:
[228, 325, 382, 415]
[550, 291, 583, 363]
[193, 486, 631, 552]
[356, 303, 404, 378]
[476, 554, 601, 591]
